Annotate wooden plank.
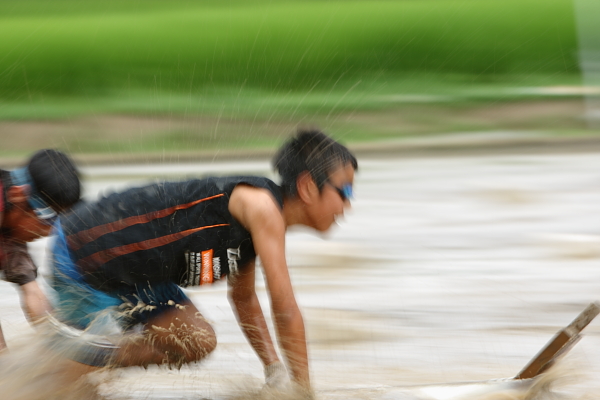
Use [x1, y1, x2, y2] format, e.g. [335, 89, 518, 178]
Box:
[515, 302, 600, 379]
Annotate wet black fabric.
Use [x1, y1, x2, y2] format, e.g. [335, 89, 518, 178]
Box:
[61, 176, 283, 292]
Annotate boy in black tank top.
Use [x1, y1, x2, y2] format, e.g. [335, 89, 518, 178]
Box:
[50, 129, 357, 396]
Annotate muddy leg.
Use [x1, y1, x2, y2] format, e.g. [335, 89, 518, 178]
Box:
[113, 299, 217, 368]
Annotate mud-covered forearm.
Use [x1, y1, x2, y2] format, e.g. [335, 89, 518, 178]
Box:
[273, 306, 310, 388]
[231, 292, 279, 366]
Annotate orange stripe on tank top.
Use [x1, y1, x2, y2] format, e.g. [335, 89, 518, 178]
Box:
[67, 193, 225, 251]
[78, 223, 229, 270]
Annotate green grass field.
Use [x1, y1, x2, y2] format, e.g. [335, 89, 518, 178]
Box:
[0, 0, 579, 97]
[0, 0, 588, 157]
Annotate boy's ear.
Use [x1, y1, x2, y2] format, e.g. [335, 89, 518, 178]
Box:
[7, 185, 30, 206]
[296, 171, 319, 204]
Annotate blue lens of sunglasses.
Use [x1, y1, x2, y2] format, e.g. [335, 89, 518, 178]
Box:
[340, 183, 353, 200]
[327, 181, 353, 201]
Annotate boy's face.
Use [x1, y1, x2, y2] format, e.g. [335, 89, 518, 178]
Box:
[307, 162, 355, 232]
[3, 186, 53, 243]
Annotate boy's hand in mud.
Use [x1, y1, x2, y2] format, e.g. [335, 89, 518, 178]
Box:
[290, 383, 315, 400]
[264, 361, 289, 390]
[262, 363, 315, 400]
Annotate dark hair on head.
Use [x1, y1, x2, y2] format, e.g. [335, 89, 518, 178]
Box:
[272, 128, 358, 198]
[27, 149, 81, 213]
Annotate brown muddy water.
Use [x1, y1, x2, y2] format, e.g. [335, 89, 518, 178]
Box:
[1, 153, 600, 399]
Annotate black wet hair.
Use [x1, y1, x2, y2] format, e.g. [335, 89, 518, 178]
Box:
[26, 149, 81, 213]
[272, 128, 358, 198]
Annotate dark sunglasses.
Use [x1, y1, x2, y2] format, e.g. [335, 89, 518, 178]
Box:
[325, 181, 353, 201]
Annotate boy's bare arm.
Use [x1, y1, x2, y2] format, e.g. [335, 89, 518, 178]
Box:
[18, 280, 51, 324]
[228, 260, 279, 367]
[229, 186, 310, 388]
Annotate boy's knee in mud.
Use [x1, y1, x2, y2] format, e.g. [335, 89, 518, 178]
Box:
[166, 321, 217, 364]
[186, 323, 217, 362]
[145, 304, 218, 366]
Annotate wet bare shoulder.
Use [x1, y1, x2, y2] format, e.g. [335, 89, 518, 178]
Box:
[229, 185, 283, 231]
